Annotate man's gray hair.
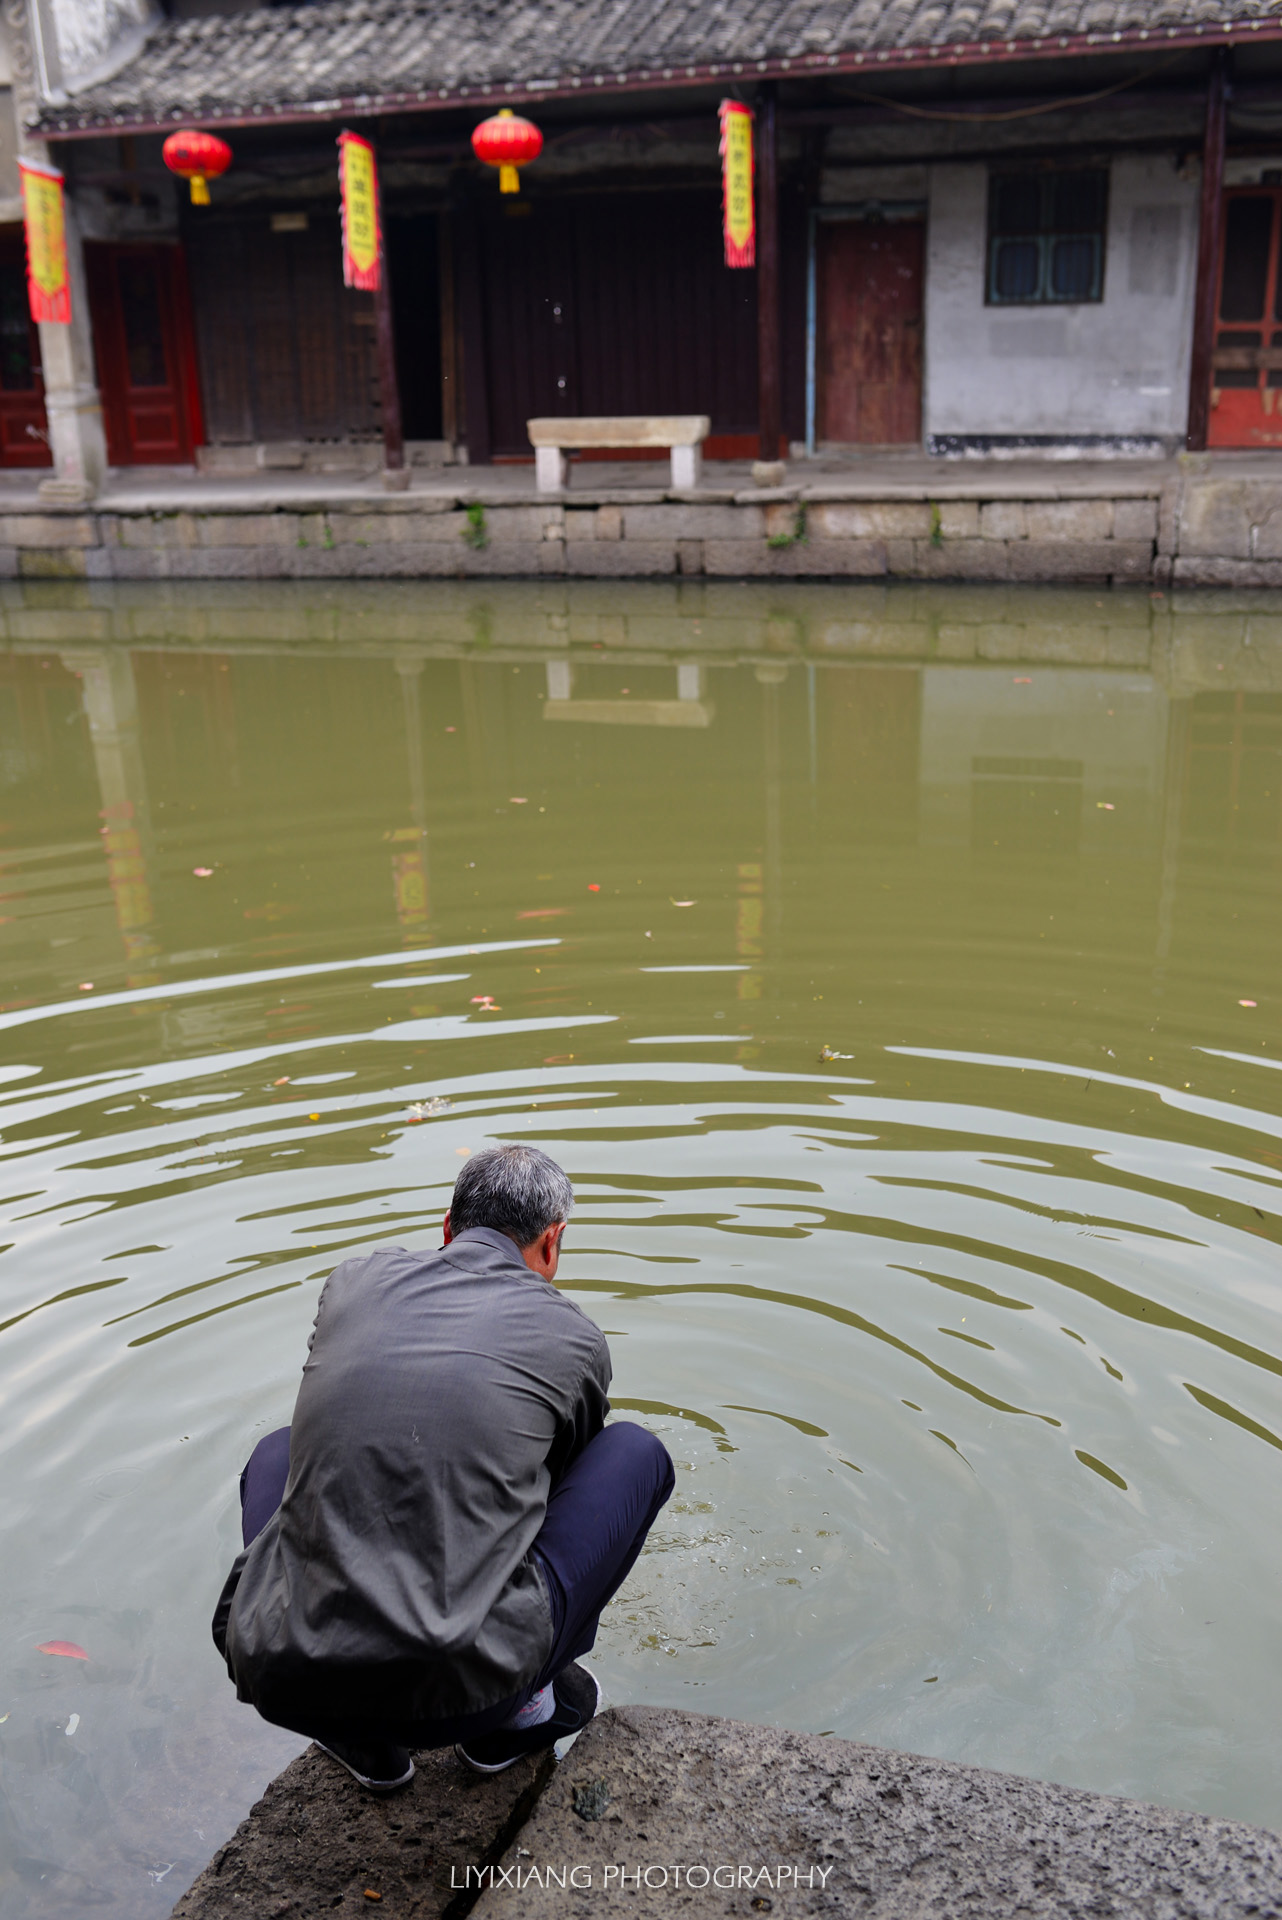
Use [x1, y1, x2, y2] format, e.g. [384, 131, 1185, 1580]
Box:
[450, 1144, 574, 1247]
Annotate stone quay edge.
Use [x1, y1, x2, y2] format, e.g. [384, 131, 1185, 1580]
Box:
[170, 1706, 1282, 1920]
[6, 456, 1282, 587]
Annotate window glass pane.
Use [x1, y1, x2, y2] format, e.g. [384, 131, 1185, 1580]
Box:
[116, 259, 168, 388]
[993, 238, 1041, 301]
[1050, 236, 1097, 301]
[0, 264, 34, 392]
[1220, 197, 1273, 322]
[991, 176, 1041, 236]
[1050, 171, 1106, 234]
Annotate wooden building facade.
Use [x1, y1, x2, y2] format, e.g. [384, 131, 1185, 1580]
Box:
[17, 0, 1282, 474]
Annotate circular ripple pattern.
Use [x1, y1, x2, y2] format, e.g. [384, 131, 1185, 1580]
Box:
[1, 987, 1279, 1915]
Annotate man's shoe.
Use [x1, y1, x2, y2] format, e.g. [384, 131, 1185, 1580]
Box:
[314, 1734, 415, 1791]
[455, 1663, 602, 1775]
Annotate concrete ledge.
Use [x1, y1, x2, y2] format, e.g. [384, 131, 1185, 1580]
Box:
[477, 1708, 1282, 1919]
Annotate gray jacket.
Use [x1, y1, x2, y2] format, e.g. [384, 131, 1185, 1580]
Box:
[213, 1227, 612, 1731]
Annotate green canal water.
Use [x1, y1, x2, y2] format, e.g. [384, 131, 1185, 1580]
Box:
[0, 579, 1279, 1913]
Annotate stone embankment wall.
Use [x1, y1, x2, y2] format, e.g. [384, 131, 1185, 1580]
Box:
[3, 465, 1281, 585]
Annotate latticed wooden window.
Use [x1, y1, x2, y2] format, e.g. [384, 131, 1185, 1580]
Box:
[986, 170, 1108, 305]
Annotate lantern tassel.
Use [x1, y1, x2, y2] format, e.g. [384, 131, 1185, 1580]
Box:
[190, 174, 210, 206]
[499, 164, 519, 194]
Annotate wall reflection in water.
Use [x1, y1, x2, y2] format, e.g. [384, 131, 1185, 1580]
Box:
[0, 580, 1275, 1008]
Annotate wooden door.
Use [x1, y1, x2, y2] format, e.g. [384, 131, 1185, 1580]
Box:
[183, 214, 379, 446]
[819, 221, 924, 445]
[0, 233, 52, 466]
[86, 243, 202, 464]
[478, 192, 759, 457]
[1208, 189, 1282, 448]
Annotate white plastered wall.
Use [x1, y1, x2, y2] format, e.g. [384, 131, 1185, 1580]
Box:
[923, 154, 1200, 447]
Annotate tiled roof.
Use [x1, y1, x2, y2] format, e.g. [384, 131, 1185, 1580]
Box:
[38, 0, 1282, 135]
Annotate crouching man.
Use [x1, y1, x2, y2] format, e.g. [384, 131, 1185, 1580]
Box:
[212, 1143, 674, 1789]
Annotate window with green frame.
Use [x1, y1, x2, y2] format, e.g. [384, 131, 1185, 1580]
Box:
[986, 169, 1108, 305]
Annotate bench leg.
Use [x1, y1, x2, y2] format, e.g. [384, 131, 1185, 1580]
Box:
[536, 446, 567, 492]
[670, 443, 702, 490]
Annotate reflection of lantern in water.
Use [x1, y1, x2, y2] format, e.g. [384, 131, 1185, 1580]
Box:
[162, 129, 233, 205]
[471, 110, 542, 194]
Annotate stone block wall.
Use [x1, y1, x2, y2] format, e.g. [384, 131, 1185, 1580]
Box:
[0, 465, 1270, 584]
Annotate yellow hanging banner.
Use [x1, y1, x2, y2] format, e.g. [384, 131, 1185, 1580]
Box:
[718, 101, 755, 269]
[338, 130, 381, 291]
[19, 160, 71, 323]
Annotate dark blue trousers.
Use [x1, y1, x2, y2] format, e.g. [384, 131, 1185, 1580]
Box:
[239, 1418, 674, 1748]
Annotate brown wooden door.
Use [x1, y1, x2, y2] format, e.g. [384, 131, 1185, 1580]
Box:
[0, 233, 52, 467]
[86, 243, 202, 464]
[819, 221, 924, 445]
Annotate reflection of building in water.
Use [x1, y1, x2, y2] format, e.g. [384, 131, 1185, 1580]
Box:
[917, 668, 1169, 851]
[391, 658, 429, 937]
[59, 650, 159, 986]
[1183, 693, 1282, 846]
[812, 665, 920, 844]
[543, 658, 712, 728]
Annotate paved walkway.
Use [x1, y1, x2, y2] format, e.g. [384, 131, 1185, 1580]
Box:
[2, 448, 1279, 518]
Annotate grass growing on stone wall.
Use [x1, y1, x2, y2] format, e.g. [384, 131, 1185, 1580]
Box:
[766, 505, 808, 550]
[462, 503, 489, 550]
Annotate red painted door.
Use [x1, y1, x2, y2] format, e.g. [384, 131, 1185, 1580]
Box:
[0, 233, 52, 467]
[86, 243, 202, 464]
[819, 221, 924, 446]
[1208, 189, 1282, 449]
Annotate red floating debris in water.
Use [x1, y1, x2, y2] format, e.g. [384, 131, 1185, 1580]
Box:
[192, 866, 214, 877]
[516, 908, 565, 919]
[36, 1641, 88, 1660]
[587, 884, 600, 892]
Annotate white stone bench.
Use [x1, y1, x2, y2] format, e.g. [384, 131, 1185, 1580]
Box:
[527, 415, 711, 492]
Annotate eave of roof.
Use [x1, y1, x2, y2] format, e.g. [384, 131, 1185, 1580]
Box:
[33, 16, 1282, 141]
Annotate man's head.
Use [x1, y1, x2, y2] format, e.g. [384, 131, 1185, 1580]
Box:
[443, 1143, 574, 1281]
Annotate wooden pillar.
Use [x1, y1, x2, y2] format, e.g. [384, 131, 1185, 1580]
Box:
[1186, 51, 1228, 454]
[455, 193, 492, 466]
[756, 82, 781, 464]
[374, 192, 406, 482]
[438, 210, 459, 448]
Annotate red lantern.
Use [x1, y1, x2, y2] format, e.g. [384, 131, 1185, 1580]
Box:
[162, 129, 232, 206]
[471, 110, 542, 194]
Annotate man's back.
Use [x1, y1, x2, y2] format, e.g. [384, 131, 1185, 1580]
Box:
[220, 1226, 611, 1730]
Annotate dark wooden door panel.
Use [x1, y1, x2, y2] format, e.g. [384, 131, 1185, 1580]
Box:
[184, 214, 379, 446]
[819, 221, 924, 446]
[0, 233, 52, 467]
[479, 192, 758, 456]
